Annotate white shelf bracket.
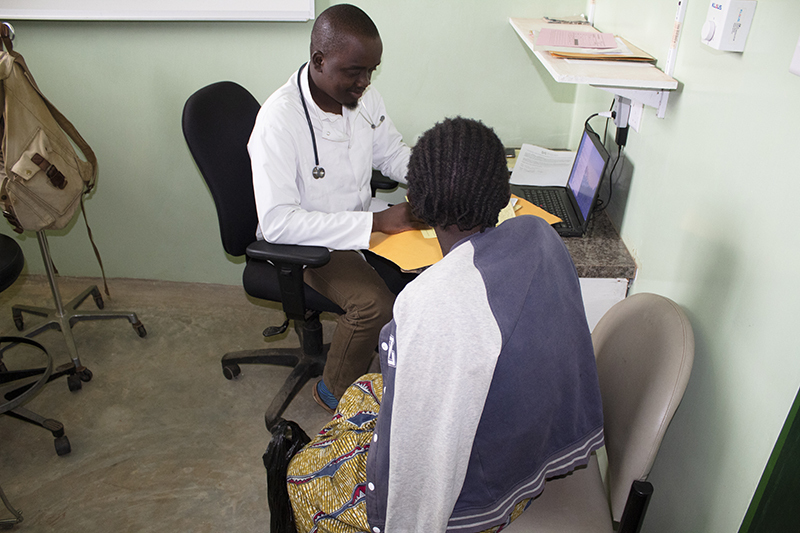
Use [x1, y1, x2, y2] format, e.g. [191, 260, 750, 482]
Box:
[593, 85, 669, 110]
[592, 0, 685, 121]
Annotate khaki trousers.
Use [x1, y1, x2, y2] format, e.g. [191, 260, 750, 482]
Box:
[303, 251, 395, 398]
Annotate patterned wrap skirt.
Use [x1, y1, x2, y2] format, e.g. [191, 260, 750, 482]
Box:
[287, 374, 530, 533]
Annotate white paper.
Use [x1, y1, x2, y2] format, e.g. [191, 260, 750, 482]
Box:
[536, 27, 617, 49]
[509, 144, 576, 186]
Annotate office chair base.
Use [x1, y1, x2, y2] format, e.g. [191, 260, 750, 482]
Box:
[221, 345, 328, 433]
[5, 231, 146, 375]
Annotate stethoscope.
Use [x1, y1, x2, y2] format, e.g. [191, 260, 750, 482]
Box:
[297, 63, 385, 180]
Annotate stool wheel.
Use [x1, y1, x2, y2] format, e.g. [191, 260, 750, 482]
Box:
[67, 374, 82, 392]
[12, 309, 23, 331]
[223, 363, 241, 380]
[91, 287, 105, 309]
[54, 435, 71, 456]
[78, 367, 93, 382]
[133, 322, 147, 338]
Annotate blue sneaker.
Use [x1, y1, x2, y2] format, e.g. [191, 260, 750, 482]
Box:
[313, 378, 337, 415]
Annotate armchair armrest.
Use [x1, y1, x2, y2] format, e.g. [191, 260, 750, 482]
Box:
[246, 240, 330, 268]
[617, 480, 653, 533]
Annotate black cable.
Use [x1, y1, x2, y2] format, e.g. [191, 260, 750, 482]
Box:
[586, 98, 616, 213]
[584, 98, 615, 145]
[594, 144, 624, 214]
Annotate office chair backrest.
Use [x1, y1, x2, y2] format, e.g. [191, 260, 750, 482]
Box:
[591, 292, 694, 521]
[182, 81, 261, 257]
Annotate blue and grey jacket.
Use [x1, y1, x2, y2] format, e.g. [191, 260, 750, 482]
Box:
[365, 215, 604, 533]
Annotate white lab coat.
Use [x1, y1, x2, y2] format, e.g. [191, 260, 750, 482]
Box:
[248, 64, 410, 250]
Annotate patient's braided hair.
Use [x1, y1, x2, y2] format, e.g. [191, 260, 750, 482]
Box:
[407, 117, 510, 232]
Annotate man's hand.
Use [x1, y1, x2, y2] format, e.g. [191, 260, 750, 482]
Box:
[372, 203, 428, 234]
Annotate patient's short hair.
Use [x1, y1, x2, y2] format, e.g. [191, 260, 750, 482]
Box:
[311, 4, 380, 55]
[407, 117, 510, 232]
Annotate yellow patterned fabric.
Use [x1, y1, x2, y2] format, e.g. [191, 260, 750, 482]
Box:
[288, 374, 382, 533]
[287, 374, 530, 533]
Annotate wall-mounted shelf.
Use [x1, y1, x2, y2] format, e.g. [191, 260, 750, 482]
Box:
[510, 17, 678, 116]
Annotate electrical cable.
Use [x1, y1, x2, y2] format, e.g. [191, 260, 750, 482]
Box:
[594, 144, 624, 214]
[586, 99, 616, 214]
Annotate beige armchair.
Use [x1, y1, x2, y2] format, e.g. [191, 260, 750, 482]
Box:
[508, 292, 695, 533]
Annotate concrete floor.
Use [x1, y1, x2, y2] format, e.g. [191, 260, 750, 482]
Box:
[1, 275, 334, 532]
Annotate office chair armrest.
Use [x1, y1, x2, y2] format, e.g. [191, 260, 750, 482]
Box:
[371, 170, 398, 196]
[246, 241, 331, 268]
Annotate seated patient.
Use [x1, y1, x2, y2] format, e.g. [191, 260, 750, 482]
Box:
[287, 117, 604, 533]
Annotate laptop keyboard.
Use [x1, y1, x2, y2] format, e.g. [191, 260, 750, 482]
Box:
[519, 188, 570, 228]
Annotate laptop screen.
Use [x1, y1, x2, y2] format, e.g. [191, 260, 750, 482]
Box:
[568, 128, 608, 221]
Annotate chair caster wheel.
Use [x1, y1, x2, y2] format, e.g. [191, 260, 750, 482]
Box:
[78, 367, 93, 382]
[91, 287, 105, 309]
[67, 374, 82, 392]
[134, 323, 147, 338]
[223, 363, 241, 380]
[55, 435, 71, 456]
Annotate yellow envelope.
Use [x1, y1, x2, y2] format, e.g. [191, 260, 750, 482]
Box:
[369, 195, 560, 271]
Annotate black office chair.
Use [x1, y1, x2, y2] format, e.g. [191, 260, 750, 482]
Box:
[182, 81, 398, 432]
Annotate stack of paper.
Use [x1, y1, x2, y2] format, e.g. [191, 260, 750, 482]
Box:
[510, 17, 656, 62]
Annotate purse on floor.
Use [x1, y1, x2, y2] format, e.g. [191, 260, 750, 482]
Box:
[263, 420, 311, 533]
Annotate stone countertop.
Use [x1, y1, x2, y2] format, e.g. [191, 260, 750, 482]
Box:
[562, 211, 636, 279]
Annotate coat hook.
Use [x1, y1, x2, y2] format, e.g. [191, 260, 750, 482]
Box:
[2, 22, 15, 41]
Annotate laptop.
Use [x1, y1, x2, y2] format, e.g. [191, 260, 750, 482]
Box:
[511, 125, 609, 237]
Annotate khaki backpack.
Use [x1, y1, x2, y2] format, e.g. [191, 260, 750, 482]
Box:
[1, 25, 106, 292]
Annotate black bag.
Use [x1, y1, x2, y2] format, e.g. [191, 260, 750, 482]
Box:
[263, 420, 311, 533]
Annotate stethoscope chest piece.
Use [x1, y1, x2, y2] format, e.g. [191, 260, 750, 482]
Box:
[312, 166, 325, 179]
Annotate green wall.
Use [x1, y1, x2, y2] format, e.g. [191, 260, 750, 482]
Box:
[1, 0, 581, 284]
[568, 1, 800, 531]
[3, 1, 800, 531]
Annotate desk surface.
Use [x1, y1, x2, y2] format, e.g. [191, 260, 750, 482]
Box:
[563, 211, 636, 279]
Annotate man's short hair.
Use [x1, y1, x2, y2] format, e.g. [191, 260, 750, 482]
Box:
[311, 4, 380, 55]
[407, 117, 511, 232]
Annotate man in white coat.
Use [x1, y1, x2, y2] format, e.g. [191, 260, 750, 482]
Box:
[248, 4, 421, 412]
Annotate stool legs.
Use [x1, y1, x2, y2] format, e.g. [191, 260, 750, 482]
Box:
[0, 481, 24, 528]
[5, 231, 146, 391]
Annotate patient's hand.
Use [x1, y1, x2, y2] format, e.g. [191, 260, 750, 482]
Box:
[372, 203, 427, 234]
